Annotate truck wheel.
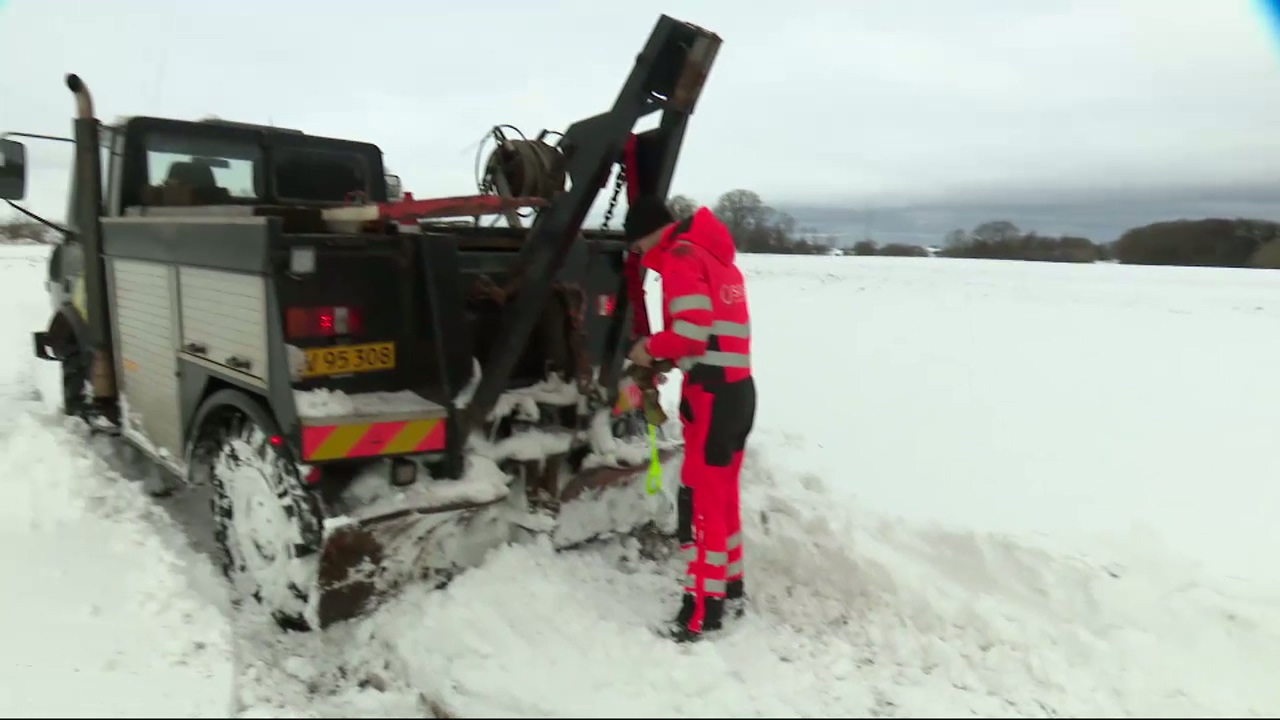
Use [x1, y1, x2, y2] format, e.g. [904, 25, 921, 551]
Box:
[187, 389, 324, 631]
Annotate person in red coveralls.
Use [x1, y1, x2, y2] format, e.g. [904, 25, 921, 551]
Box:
[623, 196, 757, 643]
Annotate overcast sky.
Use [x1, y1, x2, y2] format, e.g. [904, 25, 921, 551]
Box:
[4, 0, 1280, 221]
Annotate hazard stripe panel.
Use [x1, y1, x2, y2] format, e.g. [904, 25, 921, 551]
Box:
[302, 418, 446, 462]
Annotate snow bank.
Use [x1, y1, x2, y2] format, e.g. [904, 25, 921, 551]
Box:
[5, 246, 1280, 717]
[294, 389, 441, 419]
[0, 414, 234, 717]
[348, 256, 1280, 716]
[743, 255, 1280, 590]
[358, 446, 1280, 717]
[0, 246, 235, 716]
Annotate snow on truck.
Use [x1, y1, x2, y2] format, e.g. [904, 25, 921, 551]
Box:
[0, 15, 721, 630]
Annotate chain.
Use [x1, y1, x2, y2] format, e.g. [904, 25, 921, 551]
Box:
[600, 165, 626, 230]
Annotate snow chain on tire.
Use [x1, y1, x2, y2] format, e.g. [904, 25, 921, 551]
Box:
[190, 389, 324, 631]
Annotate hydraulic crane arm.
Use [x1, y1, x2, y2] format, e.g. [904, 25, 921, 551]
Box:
[462, 14, 721, 430]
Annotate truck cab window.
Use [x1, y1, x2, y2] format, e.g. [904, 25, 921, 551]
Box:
[274, 147, 368, 203]
[141, 133, 261, 206]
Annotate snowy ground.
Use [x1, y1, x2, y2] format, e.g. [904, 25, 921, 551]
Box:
[0, 249, 232, 718]
[1, 242, 1278, 717]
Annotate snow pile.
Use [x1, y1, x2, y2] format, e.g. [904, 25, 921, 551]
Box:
[486, 373, 580, 421]
[294, 389, 441, 419]
[743, 255, 1280, 588]
[581, 407, 681, 471]
[451, 360, 581, 417]
[468, 425, 576, 465]
[351, 255, 1280, 716]
[0, 414, 234, 717]
[549, 451, 681, 549]
[332, 455, 511, 527]
[362, 445, 1280, 717]
[4, 245, 1280, 716]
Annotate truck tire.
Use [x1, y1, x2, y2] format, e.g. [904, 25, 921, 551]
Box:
[186, 388, 324, 631]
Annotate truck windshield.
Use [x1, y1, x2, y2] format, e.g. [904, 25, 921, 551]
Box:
[143, 132, 262, 204]
[273, 146, 370, 203]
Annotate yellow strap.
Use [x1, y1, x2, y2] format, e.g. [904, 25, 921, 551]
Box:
[645, 424, 663, 494]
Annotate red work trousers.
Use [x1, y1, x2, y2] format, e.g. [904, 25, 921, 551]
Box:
[676, 375, 757, 633]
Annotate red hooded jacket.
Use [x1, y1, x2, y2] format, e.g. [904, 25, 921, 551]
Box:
[642, 207, 752, 385]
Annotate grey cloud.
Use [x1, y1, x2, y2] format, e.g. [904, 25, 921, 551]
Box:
[3, 0, 1279, 222]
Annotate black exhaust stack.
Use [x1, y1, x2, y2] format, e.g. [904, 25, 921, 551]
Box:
[66, 73, 116, 405]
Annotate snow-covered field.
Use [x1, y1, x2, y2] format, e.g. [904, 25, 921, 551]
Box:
[1, 242, 1278, 717]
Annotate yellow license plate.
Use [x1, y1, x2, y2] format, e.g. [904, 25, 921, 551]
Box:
[302, 342, 396, 378]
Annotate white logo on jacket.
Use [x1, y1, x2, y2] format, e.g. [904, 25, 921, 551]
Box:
[720, 283, 746, 305]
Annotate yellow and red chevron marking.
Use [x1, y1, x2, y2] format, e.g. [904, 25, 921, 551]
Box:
[302, 418, 446, 462]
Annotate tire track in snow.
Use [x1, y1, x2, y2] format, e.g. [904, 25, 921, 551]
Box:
[0, 411, 235, 717]
[1, 389, 435, 712]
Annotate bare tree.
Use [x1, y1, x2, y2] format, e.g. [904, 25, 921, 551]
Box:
[0, 215, 56, 244]
[667, 194, 697, 220]
[971, 220, 1021, 244]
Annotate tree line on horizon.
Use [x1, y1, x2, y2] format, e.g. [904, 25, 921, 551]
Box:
[667, 193, 1280, 269]
[0, 187, 835, 255]
[7, 189, 1280, 269]
[820, 216, 1280, 269]
[918, 218, 1280, 268]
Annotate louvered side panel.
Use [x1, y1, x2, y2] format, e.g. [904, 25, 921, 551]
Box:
[178, 266, 268, 381]
[111, 258, 183, 461]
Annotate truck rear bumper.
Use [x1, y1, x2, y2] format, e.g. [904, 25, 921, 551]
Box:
[299, 413, 448, 463]
[293, 389, 452, 464]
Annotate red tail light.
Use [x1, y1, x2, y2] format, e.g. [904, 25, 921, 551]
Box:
[286, 306, 364, 339]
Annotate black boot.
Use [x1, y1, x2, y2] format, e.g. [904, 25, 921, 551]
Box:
[666, 593, 724, 643]
[726, 578, 747, 619]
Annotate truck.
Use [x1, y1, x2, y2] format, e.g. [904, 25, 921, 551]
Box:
[0, 14, 721, 630]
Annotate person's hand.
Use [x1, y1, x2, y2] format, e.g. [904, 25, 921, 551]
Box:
[628, 337, 653, 367]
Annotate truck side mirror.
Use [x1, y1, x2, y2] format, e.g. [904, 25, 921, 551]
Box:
[385, 173, 403, 201]
[0, 139, 26, 201]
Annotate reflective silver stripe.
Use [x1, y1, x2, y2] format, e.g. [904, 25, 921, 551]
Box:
[669, 294, 712, 314]
[679, 547, 728, 565]
[711, 320, 750, 338]
[727, 561, 744, 578]
[727, 532, 742, 550]
[684, 575, 727, 594]
[676, 350, 750, 373]
[672, 319, 710, 342]
[702, 350, 750, 368]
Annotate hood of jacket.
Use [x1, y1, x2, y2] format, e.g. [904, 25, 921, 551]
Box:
[642, 206, 736, 273]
